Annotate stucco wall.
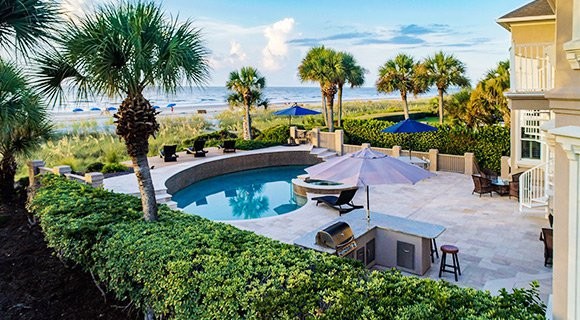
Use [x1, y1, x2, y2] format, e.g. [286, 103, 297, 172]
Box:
[511, 22, 555, 44]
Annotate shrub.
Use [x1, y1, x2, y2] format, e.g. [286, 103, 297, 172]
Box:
[234, 139, 279, 150]
[343, 119, 510, 172]
[255, 124, 305, 144]
[181, 130, 238, 149]
[86, 162, 105, 173]
[101, 163, 129, 173]
[29, 175, 545, 319]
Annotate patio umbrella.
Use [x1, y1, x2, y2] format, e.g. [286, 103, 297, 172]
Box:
[72, 108, 83, 112]
[273, 104, 321, 125]
[382, 119, 437, 158]
[153, 105, 160, 109]
[166, 103, 176, 108]
[305, 145, 434, 223]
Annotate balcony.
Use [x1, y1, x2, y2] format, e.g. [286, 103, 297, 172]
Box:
[510, 42, 555, 93]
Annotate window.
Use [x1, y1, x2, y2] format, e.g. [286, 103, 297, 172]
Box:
[520, 110, 547, 160]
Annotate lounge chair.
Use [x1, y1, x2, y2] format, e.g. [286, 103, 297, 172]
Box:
[471, 174, 493, 197]
[539, 228, 553, 267]
[312, 188, 363, 215]
[159, 145, 178, 162]
[220, 140, 236, 153]
[186, 140, 208, 157]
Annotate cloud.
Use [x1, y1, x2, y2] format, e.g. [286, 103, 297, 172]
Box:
[288, 32, 372, 47]
[262, 18, 295, 71]
[356, 35, 425, 45]
[61, 0, 111, 20]
[229, 41, 246, 62]
[398, 24, 450, 36]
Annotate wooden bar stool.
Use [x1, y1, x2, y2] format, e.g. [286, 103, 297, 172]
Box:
[439, 245, 461, 281]
[430, 238, 439, 263]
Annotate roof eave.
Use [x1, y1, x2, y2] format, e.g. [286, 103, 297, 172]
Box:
[496, 14, 556, 30]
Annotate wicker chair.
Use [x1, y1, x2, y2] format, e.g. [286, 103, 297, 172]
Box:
[509, 172, 523, 199]
[471, 175, 494, 197]
[539, 228, 553, 267]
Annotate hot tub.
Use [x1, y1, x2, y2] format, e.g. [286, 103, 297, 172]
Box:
[292, 175, 356, 198]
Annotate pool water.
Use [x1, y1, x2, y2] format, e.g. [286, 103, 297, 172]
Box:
[172, 165, 307, 220]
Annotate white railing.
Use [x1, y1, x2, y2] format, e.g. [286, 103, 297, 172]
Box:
[519, 161, 551, 212]
[511, 42, 555, 92]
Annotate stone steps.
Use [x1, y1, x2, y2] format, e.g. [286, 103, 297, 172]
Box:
[310, 147, 337, 161]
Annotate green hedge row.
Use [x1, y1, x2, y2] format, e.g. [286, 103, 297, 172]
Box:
[343, 119, 510, 172]
[179, 125, 297, 151]
[29, 176, 544, 319]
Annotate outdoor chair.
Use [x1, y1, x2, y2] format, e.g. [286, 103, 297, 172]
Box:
[473, 161, 498, 180]
[312, 188, 363, 215]
[509, 172, 523, 199]
[539, 228, 553, 267]
[159, 145, 178, 162]
[186, 140, 208, 157]
[220, 140, 236, 153]
[471, 174, 494, 197]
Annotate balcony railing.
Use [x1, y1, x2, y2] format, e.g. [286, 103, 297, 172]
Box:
[510, 42, 555, 93]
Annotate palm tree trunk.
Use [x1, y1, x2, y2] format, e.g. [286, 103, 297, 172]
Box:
[243, 104, 252, 140]
[320, 88, 328, 127]
[132, 152, 158, 221]
[337, 84, 343, 127]
[0, 153, 17, 202]
[326, 94, 335, 132]
[402, 92, 410, 120]
[438, 88, 444, 124]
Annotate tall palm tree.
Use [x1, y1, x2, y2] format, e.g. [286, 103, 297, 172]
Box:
[226, 66, 267, 140]
[0, 61, 52, 200]
[376, 53, 426, 120]
[298, 46, 342, 132]
[0, 0, 58, 56]
[336, 52, 365, 127]
[36, 2, 210, 221]
[423, 51, 470, 124]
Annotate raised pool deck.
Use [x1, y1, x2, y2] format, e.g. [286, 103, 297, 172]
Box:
[104, 145, 552, 301]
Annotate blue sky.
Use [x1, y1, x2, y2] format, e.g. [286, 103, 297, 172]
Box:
[65, 0, 528, 87]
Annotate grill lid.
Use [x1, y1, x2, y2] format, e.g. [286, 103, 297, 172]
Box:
[316, 221, 355, 251]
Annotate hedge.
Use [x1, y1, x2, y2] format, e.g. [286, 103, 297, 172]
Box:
[29, 175, 544, 319]
[343, 119, 510, 173]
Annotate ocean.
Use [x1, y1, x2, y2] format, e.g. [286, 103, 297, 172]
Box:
[54, 86, 402, 113]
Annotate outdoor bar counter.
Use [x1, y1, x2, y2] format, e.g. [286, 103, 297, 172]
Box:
[294, 210, 445, 275]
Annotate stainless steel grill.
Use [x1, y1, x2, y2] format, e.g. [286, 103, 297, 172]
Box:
[316, 222, 357, 257]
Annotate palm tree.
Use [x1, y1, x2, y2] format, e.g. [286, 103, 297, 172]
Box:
[0, 0, 58, 56]
[36, 2, 210, 221]
[376, 53, 426, 120]
[298, 46, 342, 132]
[336, 52, 365, 127]
[226, 66, 267, 140]
[423, 51, 470, 124]
[0, 61, 52, 200]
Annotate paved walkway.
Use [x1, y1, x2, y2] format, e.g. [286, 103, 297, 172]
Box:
[105, 146, 552, 301]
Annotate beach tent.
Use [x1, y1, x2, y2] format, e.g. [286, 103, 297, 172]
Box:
[306, 145, 433, 223]
[273, 104, 321, 125]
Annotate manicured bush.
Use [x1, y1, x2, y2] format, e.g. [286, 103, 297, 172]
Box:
[86, 162, 105, 173]
[101, 163, 129, 174]
[29, 175, 545, 319]
[343, 119, 510, 172]
[181, 130, 238, 149]
[256, 124, 304, 144]
[370, 111, 435, 122]
[234, 139, 279, 150]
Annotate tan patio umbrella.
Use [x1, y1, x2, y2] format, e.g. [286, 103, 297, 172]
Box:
[305, 145, 434, 223]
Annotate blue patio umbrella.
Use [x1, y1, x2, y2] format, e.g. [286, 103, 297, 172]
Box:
[107, 107, 117, 111]
[153, 105, 160, 109]
[382, 119, 437, 158]
[72, 108, 83, 112]
[90, 107, 101, 111]
[166, 103, 176, 108]
[273, 104, 321, 125]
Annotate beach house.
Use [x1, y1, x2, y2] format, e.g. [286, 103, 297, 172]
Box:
[498, 0, 580, 318]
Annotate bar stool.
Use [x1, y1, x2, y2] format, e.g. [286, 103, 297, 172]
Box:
[430, 238, 439, 263]
[439, 244, 461, 281]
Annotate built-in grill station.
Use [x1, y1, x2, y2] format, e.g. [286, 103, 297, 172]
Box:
[316, 221, 357, 257]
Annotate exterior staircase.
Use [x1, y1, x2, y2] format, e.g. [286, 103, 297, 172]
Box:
[519, 161, 552, 214]
[310, 147, 338, 161]
[130, 188, 178, 210]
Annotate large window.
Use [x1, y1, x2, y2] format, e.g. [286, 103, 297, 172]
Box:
[520, 110, 547, 160]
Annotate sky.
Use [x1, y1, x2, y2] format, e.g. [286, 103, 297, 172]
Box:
[63, 0, 528, 87]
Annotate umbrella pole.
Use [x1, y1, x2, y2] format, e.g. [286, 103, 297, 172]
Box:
[366, 185, 370, 224]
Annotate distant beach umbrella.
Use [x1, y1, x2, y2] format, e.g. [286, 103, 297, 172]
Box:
[107, 107, 117, 111]
[72, 108, 83, 112]
[382, 119, 438, 158]
[273, 103, 321, 125]
[166, 103, 176, 108]
[153, 105, 160, 109]
[90, 107, 101, 111]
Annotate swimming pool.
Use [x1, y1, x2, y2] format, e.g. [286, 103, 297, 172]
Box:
[172, 165, 308, 220]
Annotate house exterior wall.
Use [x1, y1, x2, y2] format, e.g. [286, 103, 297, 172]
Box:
[511, 22, 555, 44]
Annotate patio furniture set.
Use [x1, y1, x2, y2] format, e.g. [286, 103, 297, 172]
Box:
[471, 172, 522, 198]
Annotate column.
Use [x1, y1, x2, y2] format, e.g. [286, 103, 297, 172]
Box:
[564, 0, 580, 69]
[27, 160, 45, 186]
[500, 156, 510, 179]
[428, 149, 438, 172]
[464, 153, 475, 175]
[52, 165, 72, 175]
[392, 146, 401, 157]
[312, 128, 320, 147]
[335, 130, 344, 155]
[85, 172, 104, 188]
